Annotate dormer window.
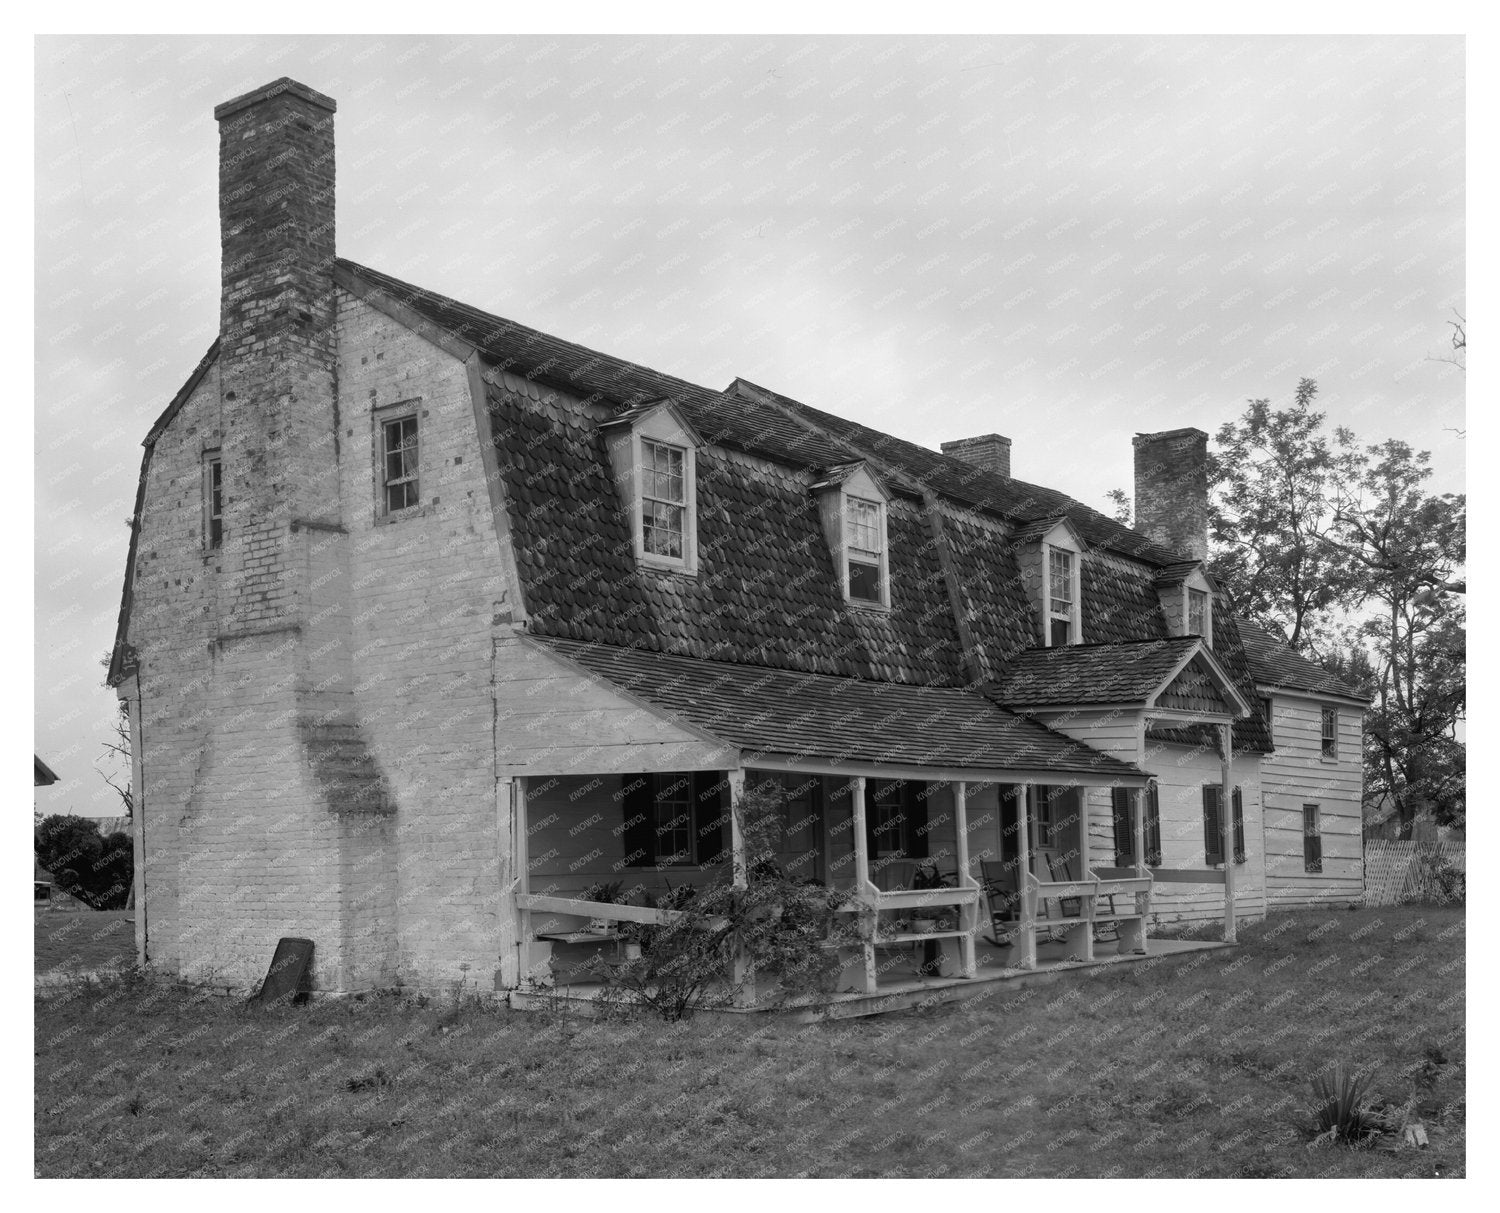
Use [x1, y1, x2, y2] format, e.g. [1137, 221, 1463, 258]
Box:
[812, 462, 892, 610]
[846, 496, 886, 604]
[602, 400, 701, 575]
[1048, 547, 1076, 645]
[1188, 588, 1208, 636]
[641, 439, 687, 560]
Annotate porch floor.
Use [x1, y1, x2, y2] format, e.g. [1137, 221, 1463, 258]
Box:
[509, 934, 1232, 1022]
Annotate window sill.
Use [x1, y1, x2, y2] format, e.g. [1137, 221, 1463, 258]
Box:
[637, 557, 698, 578]
[376, 502, 437, 526]
[846, 599, 891, 614]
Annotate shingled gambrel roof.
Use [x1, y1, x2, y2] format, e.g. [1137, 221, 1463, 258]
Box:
[337, 260, 1190, 562]
[332, 259, 1274, 746]
[1235, 619, 1371, 702]
[486, 375, 966, 683]
[984, 638, 1202, 708]
[530, 635, 1147, 781]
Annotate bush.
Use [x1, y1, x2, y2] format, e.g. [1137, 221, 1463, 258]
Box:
[597, 785, 855, 1020]
[1404, 851, 1465, 905]
[1307, 1063, 1382, 1146]
[35, 816, 133, 910]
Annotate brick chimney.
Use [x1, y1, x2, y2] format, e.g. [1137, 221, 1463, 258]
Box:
[1132, 427, 1209, 561]
[941, 433, 1011, 479]
[214, 77, 340, 634]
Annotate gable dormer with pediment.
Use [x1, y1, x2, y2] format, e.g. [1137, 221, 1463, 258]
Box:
[601, 399, 704, 577]
[1013, 516, 1085, 647]
[812, 462, 893, 611]
[1155, 562, 1215, 646]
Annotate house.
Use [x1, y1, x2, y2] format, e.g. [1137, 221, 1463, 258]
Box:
[1237, 621, 1371, 907]
[106, 78, 1362, 1003]
[34, 755, 59, 787]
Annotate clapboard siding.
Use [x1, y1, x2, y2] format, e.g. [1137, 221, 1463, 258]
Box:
[1260, 693, 1364, 909]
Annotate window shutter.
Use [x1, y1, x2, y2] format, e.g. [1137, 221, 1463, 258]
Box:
[1202, 786, 1223, 865]
[621, 774, 655, 867]
[692, 770, 728, 867]
[1145, 784, 1162, 867]
[1232, 787, 1246, 863]
[904, 781, 930, 859]
[1111, 787, 1133, 867]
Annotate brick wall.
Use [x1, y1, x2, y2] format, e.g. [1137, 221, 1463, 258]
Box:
[1132, 428, 1209, 563]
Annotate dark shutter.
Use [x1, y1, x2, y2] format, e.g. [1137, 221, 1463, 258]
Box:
[621, 774, 655, 867]
[904, 781, 930, 859]
[1145, 784, 1162, 867]
[1111, 787, 1133, 867]
[692, 770, 728, 867]
[1232, 787, 1246, 864]
[1203, 786, 1223, 865]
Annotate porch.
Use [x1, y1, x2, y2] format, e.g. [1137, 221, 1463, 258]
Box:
[509, 929, 1232, 1022]
[508, 768, 1168, 1010]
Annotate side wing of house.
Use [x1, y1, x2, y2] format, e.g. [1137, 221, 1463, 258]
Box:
[1261, 691, 1365, 909]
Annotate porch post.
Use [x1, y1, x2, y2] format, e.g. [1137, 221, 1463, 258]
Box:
[850, 775, 877, 993]
[1220, 723, 1237, 944]
[953, 782, 977, 978]
[727, 766, 753, 1007]
[513, 775, 534, 983]
[1017, 783, 1037, 969]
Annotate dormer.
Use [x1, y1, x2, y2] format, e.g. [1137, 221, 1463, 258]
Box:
[602, 400, 703, 575]
[1013, 516, 1084, 647]
[1155, 562, 1215, 647]
[812, 462, 892, 610]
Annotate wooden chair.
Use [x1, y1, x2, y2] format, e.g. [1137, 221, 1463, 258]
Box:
[1045, 852, 1119, 942]
[979, 859, 1022, 946]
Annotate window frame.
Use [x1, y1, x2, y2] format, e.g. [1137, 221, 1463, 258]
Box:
[1187, 588, 1209, 637]
[648, 772, 696, 867]
[1320, 706, 1339, 761]
[1043, 541, 1081, 647]
[202, 451, 223, 552]
[1303, 803, 1323, 873]
[377, 406, 422, 518]
[632, 430, 697, 574]
[842, 492, 890, 609]
[1261, 696, 1275, 748]
[638, 437, 690, 565]
[1111, 785, 1162, 869]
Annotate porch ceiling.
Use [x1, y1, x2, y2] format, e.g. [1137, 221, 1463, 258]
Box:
[526, 635, 1146, 781]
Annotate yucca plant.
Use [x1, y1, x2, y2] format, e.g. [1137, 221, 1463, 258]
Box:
[1308, 1063, 1382, 1145]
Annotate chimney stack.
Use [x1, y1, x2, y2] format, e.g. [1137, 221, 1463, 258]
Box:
[213, 77, 339, 633]
[1132, 427, 1209, 561]
[941, 433, 1011, 479]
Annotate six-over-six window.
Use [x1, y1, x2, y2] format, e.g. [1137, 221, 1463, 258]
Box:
[640, 439, 687, 559]
[846, 495, 885, 604]
[1321, 707, 1338, 759]
[382, 414, 420, 514]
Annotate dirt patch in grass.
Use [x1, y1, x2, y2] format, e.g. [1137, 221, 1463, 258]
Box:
[35, 911, 135, 975]
[34, 906, 1464, 1177]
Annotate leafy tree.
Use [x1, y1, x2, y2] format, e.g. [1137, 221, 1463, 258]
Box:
[1206, 378, 1355, 651]
[35, 815, 133, 909]
[1331, 438, 1466, 834]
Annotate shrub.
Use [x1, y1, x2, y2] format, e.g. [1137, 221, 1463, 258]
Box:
[1307, 1063, 1382, 1146]
[1404, 851, 1465, 905]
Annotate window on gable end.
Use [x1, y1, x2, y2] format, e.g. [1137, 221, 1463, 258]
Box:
[381, 413, 420, 514]
[846, 495, 887, 606]
[1321, 707, 1338, 760]
[203, 452, 223, 551]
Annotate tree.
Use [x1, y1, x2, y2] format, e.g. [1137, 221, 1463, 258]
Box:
[1331, 438, 1466, 835]
[1206, 378, 1355, 652]
[1104, 488, 1132, 526]
[99, 700, 134, 820]
[35, 814, 133, 909]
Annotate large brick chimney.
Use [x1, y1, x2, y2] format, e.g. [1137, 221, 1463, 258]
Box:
[941, 433, 1011, 479]
[1132, 427, 1209, 561]
[214, 78, 340, 633]
[181, 79, 396, 995]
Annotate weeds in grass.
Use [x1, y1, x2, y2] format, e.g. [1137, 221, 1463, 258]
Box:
[1307, 1063, 1382, 1146]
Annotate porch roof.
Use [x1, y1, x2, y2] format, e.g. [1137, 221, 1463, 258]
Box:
[528, 636, 1146, 781]
[984, 637, 1203, 707]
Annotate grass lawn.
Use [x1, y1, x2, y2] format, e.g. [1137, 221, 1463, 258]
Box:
[35, 910, 136, 975]
[34, 905, 1463, 1178]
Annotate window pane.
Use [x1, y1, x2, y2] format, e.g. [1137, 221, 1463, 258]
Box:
[383, 416, 419, 512]
[848, 558, 881, 602]
[1188, 589, 1207, 635]
[1049, 617, 1071, 647]
[1321, 708, 1337, 758]
[643, 499, 684, 558]
[642, 441, 685, 504]
[653, 774, 694, 864]
[848, 497, 881, 553]
[1049, 548, 1073, 608]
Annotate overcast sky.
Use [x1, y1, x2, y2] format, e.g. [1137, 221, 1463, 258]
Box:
[33, 33, 1464, 815]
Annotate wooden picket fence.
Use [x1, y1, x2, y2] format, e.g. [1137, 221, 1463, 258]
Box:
[1364, 840, 1466, 906]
